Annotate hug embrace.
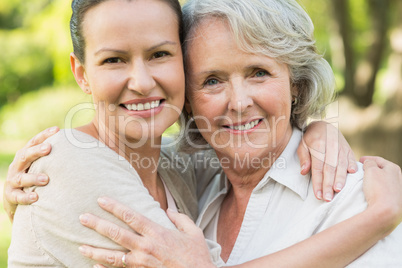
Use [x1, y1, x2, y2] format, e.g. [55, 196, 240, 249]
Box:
[4, 0, 402, 267]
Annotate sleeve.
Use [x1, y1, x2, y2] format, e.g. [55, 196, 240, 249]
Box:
[317, 164, 402, 267]
[191, 150, 222, 200]
[8, 133, 175, 267]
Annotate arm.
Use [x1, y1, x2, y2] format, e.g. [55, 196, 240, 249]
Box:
[3, 121, 354, 221]
[8, 130, 177, 267]
[3, 127, 58, 222]
[299, 121, 357, 201]
[79, 157, 401, 268]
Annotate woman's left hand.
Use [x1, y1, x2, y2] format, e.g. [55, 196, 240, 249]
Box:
[297, 121, 357, 202]
[79, 197, 215, 268]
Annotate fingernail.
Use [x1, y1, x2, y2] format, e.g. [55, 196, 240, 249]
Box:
[301, 164, 307, 171]
[325, 193, 333, 201]
[316, 191, 323, 200]
[335, 183, 343, 191]
[349, 167, 357, 173]
[38, 175, 48, 183]
[29, 193, 37, 201]
[167, 208, 177, 213]
[40, 144, 49, 152]
[48, 127, 58, 133]
[97, 197, 107, 206]
[79, 214, 89, 224]
[78, 246, 87, 255]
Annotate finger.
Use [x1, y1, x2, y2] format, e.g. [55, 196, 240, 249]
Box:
[8, 172, 49, 188]
[333, 149, 348, 193]
[10, 143, 52, 173]
[79, 213, 142, 249]
[79, 245, 126, 267]
[166, 209, 199, 234]
[7, 188, 38, 205]
[322, 162, 336, 202]
[297, 140, 311, 175]
[26, 126, 59, 148]
[97, 197, 162, 236]
[310, 157, 324, 200]
[93, 265, 107, 268]
[360, 156, 387, 169]
[347, 150, 358, 173]
[362, 159, 377, 170]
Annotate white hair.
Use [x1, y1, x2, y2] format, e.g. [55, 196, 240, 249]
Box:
[179, 0, 335, 152]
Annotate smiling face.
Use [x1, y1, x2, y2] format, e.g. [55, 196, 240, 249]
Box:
[186, 17, 295, 162]
[71, 0, 185, 143]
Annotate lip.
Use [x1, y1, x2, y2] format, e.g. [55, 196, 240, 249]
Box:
[121, 97, 164, 105]
[120, 99, 165, 118]
[223, 118, 264, 134]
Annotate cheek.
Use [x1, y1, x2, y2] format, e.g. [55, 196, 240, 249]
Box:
[88, 70, 123, 103]
[258, 84, 292, 117]
[189, 91, 223, 119]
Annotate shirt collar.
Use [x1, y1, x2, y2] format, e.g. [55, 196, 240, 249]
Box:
[262, 127, 310, 200]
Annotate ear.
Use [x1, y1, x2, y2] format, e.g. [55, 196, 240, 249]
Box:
[70, 52, 91, 94]
[291, 83, 299, 100]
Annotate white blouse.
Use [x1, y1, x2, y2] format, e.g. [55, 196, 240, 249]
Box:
[196, 128, 402, 267]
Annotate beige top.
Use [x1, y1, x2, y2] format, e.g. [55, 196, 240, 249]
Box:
[197, 128, 402, 267]
[8, 129, 206, 267]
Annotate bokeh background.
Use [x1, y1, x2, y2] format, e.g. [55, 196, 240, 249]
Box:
[0, 0, 401, 265]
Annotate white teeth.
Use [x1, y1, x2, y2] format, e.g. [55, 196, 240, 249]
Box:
[229, 119, 260, 131]
[124, 100, 161, 111]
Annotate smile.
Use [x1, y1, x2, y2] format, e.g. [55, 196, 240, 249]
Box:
[225, 119, 263, 131]
[123, 100, 162, 111]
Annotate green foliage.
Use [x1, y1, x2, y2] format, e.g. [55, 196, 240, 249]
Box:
[0, 86, 94, 140]
[0, 30, 54, 105]
[0, 0, 73, 107]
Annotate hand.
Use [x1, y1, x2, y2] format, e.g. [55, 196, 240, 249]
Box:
[79, 197, 215, 268]
[3, 126, 59, 221]
[297, 121, 357, 201]
[361, 156, 402, 234]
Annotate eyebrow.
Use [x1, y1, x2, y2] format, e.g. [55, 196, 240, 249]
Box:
[94, 41, 178, 56]
[146, 40, 177, 52]
[94, 48, 128, 56]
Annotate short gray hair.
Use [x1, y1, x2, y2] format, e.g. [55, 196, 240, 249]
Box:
[178, 0, 335, 152]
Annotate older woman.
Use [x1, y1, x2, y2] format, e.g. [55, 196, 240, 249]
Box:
[77, 0, 402, 267]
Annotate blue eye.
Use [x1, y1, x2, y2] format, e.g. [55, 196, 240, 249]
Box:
[255, 70, 267, 77]
[205, 79, 219, 86]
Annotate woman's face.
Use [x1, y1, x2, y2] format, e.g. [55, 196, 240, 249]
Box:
[75, 0, 184, 142]
[186, 18, 294, 162]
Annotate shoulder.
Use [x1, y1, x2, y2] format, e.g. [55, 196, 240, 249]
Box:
[315, 161, 366, 222]
[30, 129, 130, 174]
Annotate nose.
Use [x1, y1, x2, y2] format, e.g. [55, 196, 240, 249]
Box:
[127, 60, 156, 95]
[227, 81, 253, 113]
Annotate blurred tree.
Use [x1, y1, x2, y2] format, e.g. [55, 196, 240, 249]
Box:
[0, 0, 72, 107]
[331, 0, 393, 107]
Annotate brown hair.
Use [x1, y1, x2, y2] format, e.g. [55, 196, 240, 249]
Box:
[70, 0, 183, 63]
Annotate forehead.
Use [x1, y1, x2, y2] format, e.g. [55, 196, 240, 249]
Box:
[82, 0, 179, 47]
[186, 18, 239, 64]
[185, 17, 289, 78]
